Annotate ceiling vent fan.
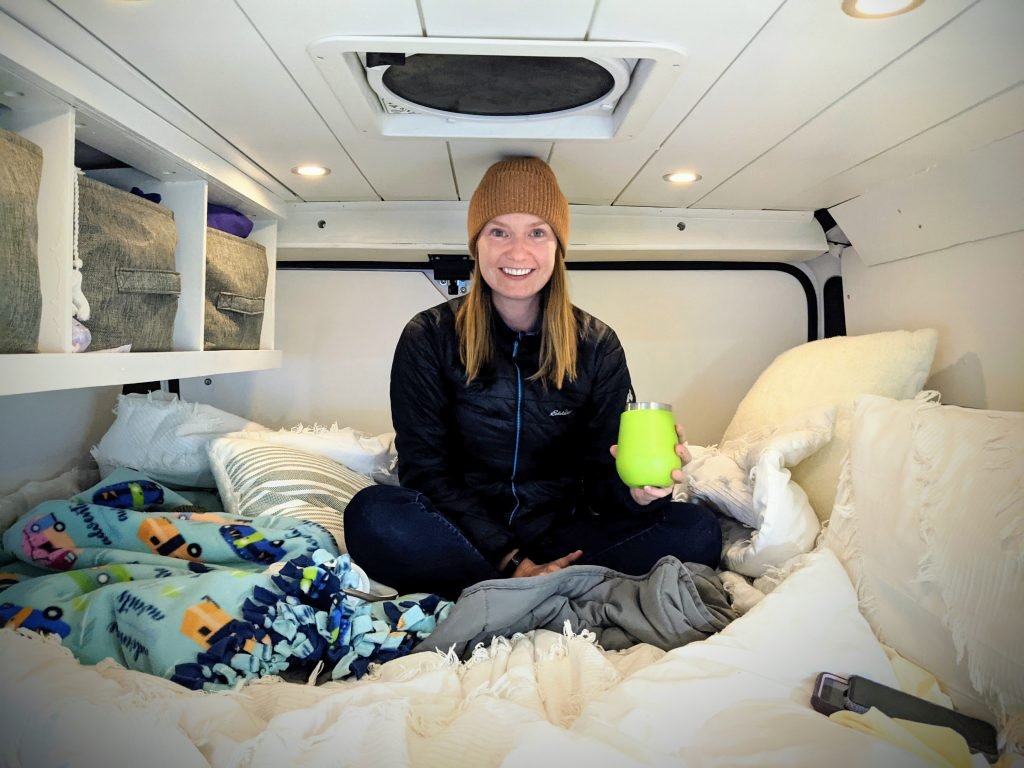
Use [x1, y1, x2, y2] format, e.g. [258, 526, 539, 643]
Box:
[308, 37, 686, 141]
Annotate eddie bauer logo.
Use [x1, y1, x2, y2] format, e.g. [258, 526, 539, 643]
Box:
[550, 409, 573, 417]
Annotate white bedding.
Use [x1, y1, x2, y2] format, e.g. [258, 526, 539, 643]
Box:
[0, 549, 964, 768]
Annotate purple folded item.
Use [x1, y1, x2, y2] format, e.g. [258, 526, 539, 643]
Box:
[208, 203, 254, 238]
[130, 186, 162, 204]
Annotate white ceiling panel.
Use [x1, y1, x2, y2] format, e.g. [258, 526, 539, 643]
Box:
[48, 0, 377, 201]
[588, 0, 785, 146]
[552, 0, 785, 205]
[831, 130, 1024, 266]
[421, 0, 595, 39]
[549, 140, 660, 206]
[238, 0, 457, 201]
[699, 0, 1024, 210]
[775, 82, 1024, 211]
[246, 0, 425, 37]
[449, 140, 553, 201]
[616, 0, 978, 208]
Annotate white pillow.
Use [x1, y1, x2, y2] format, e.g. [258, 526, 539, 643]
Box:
[824, 393, 1024, 732]
[678, 405, 835, 577]
[226, 423, 397, 481]
[207, 436, 375, 552]
[91, 392, 264, 488]
[722, 329, 938, 521]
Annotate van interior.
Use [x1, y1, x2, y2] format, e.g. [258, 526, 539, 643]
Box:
[0, 1, 1021, 765]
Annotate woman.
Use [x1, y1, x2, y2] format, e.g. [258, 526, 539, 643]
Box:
[344, 157, 721, 598]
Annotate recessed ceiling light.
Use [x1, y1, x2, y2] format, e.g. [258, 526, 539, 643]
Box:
[662, 171, 702, 184]
[842, 0, 925, 19]
[291, 164, 331, 177]
[2, 90, 25, 98]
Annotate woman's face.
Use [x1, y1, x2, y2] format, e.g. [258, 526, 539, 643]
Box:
[475, 213, 557, 310]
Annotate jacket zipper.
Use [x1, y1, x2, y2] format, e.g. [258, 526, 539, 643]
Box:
[508, 333, 524, 525]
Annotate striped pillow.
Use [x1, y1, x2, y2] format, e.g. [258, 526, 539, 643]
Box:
[208, 436, 374, 552]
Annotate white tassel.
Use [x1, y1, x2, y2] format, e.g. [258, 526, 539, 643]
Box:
[305, 659, 325, 686]
[433, 643, 461, 668]
[71, 168, 91, 321]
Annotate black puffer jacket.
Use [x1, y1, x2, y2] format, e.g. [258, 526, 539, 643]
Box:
[391, 296, 641, 564]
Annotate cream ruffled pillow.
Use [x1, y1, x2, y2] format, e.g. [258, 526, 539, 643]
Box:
[676, 404, 835, 577]
[722, 329, 938, 521]
[824, 393, 1024, 740]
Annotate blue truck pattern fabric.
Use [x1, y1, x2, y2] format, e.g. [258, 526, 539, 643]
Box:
[0, 471, 450, 690]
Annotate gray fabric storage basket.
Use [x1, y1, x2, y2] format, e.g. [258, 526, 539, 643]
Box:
[204, 227, 267, 350]
[78, 176, 180, 351]
[0, 127, 43, 353]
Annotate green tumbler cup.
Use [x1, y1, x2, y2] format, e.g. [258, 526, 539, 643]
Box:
[615, 402, 681, 488]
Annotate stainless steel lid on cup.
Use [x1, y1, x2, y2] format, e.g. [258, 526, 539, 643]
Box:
[625, 402, 672, 411]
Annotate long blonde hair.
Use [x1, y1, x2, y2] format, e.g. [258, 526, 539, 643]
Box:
[455, 248, 578, 389]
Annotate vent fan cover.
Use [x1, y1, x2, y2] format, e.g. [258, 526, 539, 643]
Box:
[310, 37, 686, 140]
[370, 54, 629, 119]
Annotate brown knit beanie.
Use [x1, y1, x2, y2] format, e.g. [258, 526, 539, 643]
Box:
[467, 157, 570, 256]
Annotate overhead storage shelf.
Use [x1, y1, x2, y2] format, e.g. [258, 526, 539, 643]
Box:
[0, 10, 284, 398]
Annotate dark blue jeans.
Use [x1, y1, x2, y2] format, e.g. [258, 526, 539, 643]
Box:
[344, 485, 722, 599]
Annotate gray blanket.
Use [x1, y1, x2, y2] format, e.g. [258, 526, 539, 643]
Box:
[415, 556, 737, 658]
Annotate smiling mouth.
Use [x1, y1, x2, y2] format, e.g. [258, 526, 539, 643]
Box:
[501, 267, 533, 276]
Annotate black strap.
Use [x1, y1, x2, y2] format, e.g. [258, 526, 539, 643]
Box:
[501, 551, 525, 577]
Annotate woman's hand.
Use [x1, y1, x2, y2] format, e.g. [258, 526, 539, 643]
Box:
[610, 423, 692, 506]
[504, 549, 583, 578]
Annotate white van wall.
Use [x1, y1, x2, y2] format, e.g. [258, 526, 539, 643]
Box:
[181, 267, 810, 447]
[843, 236, 1023, 412]
[0, 386, 118, 495]
[834, 130, 1024, 412]
[181, 270, 441, 436]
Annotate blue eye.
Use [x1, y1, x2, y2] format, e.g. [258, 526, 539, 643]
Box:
[489, 227, 508, 238]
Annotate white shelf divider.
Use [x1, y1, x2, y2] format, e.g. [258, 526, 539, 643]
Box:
[154, 178, 208, 352]
[0, 350, 283, 397]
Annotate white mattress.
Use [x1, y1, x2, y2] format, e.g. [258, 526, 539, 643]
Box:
[0, 549, 966, 767]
